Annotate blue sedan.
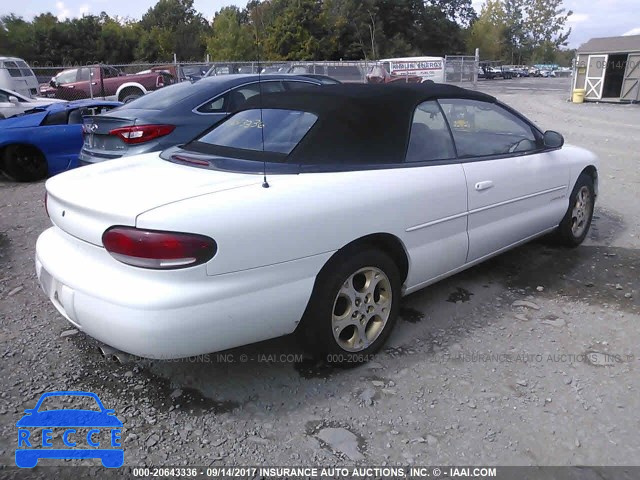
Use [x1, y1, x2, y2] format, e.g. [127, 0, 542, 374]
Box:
[0, 100, 121, 181]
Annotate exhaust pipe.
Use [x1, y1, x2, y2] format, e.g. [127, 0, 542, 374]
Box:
[98, 343, 132, 364]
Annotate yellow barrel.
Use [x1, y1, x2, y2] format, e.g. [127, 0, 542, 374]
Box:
[572, 88, 586, 103]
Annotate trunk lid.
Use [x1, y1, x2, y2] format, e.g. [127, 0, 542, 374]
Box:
[81, 113, 140, 154]
[45, 153, 261, 246]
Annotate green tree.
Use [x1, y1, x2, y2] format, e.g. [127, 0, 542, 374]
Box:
[206, 6, 256, 61]
[467, 0, 507, 60]
[263, 0, 334, 60]
[138, 0, 209, 61]
[524, 0, 572, 58]
[0, 15, 35, 60]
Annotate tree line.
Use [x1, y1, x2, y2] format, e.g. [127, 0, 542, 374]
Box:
[0, 0, 574, 66]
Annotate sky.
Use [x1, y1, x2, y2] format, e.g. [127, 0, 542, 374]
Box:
[2, 0, 640, 48]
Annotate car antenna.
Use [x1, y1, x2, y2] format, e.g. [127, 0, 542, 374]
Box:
[257, 29, 269, 189]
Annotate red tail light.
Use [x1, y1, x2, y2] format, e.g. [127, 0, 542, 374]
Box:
[102, 227, 216, 269]
[109, 125, 175, 145]
[156, 75, 164, 88]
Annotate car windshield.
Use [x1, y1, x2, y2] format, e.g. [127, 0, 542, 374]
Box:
[193, 108, 317, 155]
[37, 395, 101, 412]
[119, 81, 200, 110]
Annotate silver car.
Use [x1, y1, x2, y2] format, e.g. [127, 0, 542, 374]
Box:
[79, 74, 325, 165]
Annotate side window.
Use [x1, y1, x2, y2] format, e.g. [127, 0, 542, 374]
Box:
[67, 108, 84, 124]
[42, 110, 69, 126]
[405, 100, 456, 162]
[16, 60, 35, 77]
[77, 68, 90, 82]
[56, 69, 78, 85]
[0, 91, 9, 102]
[198, 96, 226, 113]
[197, 82, 284, 114]
[439, 99, 538, 157]
[5, 61, 22, 77]
[102, 67, 120, 78]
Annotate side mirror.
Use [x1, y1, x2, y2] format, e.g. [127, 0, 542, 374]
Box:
[8, 96, 19, 104]
[49, 78, 58, 88]
[543, 130, 564, 149]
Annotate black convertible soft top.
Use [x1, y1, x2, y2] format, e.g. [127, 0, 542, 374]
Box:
[236, 82, 496, 166]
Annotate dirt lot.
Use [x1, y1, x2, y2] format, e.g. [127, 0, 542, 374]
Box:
[1, 77, 639, 476]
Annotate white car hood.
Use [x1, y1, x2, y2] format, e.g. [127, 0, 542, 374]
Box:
[45, 153, 261, 246]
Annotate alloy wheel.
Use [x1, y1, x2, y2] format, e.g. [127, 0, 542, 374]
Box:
[331, 266, 392, 352]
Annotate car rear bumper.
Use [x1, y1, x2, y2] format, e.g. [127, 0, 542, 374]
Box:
[35, 226, 329, 359]
[78, 150, 122, 165]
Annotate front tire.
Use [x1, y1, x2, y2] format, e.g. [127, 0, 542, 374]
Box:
[557, 173, 595, 247]
[3, 145, 48, 182]
[298, 248, 401, 365]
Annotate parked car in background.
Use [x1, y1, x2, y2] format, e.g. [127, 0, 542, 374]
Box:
[79, 74, 326, 165]
[36, 83, 599, 362]
[0, 57, 40, 98]
[0, 87, 66, 119]
[290, 74, 341, 85]
[261, 64, 288, 74]
[39, 66, 174, 103]
[477, 65, 497, 80]
[0, 100, 120, 181]
[286, 64, 364, 83]
[138, 64, 210, 82]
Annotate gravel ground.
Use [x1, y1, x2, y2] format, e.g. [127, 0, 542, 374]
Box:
[0, 78, 638, 476]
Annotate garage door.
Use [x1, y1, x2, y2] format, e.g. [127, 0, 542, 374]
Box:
[584, 55, 607, 100]
[621, 54, 640, 102]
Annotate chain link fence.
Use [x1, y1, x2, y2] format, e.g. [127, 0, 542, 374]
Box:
[4, 56, 481, 103]
[444, 55, 479, 84]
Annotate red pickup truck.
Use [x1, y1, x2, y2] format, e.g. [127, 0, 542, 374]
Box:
[39, 65, 174, 102]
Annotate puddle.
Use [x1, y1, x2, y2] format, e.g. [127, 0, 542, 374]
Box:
[447, 287, 474, 303]
[399, 306, 425, 323]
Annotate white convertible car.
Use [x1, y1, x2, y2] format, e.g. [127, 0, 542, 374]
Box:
[36, 83, 598, 363]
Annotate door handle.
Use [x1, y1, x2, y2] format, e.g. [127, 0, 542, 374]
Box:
[91, 82, 97, 85]
[475, 181, 494, 191]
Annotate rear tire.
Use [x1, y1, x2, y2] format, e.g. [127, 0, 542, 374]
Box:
[556, 173, 595, 247]
[2, 145, 48, 182]
[297, 247, 401, 366]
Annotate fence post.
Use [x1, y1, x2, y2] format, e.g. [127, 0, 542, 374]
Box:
[474, 48, 479, 89]
[89, 66, 94, 99]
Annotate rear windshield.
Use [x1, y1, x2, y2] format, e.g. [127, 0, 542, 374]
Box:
[120, 81, 199, 110]
[194, 108, 317, 155]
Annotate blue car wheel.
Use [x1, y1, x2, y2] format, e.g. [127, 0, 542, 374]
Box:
[3, 144, 48, 182]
